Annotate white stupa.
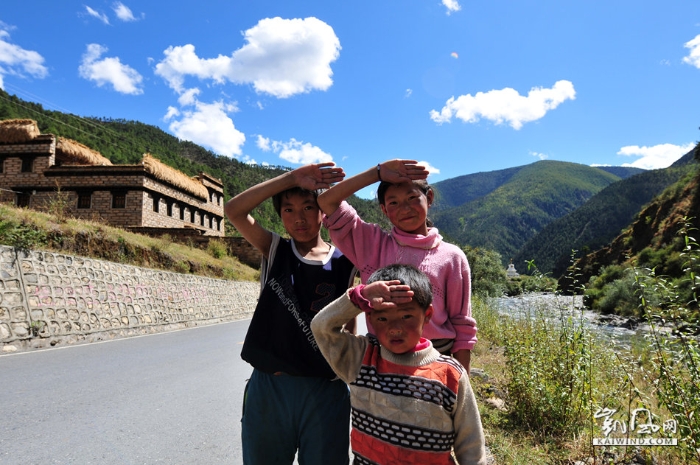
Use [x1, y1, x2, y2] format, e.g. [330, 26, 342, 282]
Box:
[506, 259, 519, 278]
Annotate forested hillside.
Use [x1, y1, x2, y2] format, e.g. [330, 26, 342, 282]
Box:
[0, 89, 389, 235]
[557, 146, 700, 316]
[513, 164, 694, 277]
[431, 160, 622, 264]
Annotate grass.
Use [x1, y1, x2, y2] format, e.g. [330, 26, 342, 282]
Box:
[0, 203, 259, 282]
[470, 291, 694, 465]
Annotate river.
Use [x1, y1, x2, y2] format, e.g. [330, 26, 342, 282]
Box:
[492, 293, 652, 348]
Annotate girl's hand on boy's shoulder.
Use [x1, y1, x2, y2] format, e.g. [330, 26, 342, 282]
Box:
[293, 163, 346, 190]
[361, 280, 414, 309]
[379, 160, 429, 184]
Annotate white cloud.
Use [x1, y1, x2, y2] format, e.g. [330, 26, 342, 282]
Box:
[163, 106, 179, 120]
[79, 44, 143, 94]
[168, 99, 246, 158]
[682, 34, 700, 68]
[256, 137, 332, 164]
[0, 27, 49, 88]
[113, 2, 142, 22]
[417, 160, 440, 175]
[85, 6, 110, 25]
[177, 87, 200, 106]
[405, 88, 412, 98]
[430, 80, 576, 130]
[154, 17, 341, 98]
[617, 142, 696, 170]
[256, 135, 271, 151]
[530, 151, 548, 160]
[442, 0, 461, 15]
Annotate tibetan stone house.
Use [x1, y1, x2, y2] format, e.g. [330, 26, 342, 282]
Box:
[0, 119, 224, 237]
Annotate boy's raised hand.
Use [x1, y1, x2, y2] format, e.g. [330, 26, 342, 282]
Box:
[378, 160, 429, 184]
[361, 280, 414, 310]
[293, 162, 346, 191]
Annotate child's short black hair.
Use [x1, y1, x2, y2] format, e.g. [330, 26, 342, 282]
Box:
[367, 264, 433, 310]
[271, 187, 321, 216]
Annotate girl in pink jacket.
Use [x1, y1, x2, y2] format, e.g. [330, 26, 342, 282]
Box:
[318, 159, 477, 371]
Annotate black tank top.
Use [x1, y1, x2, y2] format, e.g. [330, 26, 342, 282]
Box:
[241, 236, 356, 378]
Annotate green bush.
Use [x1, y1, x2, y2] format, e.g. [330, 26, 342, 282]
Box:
[502, 300, 593, 437]
[0, 219, 48, 250]
[463, 246, 508, 297]
[634, 222, 700, 461]
[207, 239, 228, 259]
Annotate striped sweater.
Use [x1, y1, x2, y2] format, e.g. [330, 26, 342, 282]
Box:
[311, 292, 486, 465]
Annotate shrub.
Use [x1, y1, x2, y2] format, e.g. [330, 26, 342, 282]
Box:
[463, 246, 508, 297]
[207, 239, 228, 259]
[636, 222, 700, 461]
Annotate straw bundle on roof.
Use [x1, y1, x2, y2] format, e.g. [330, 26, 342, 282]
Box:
[56, 137, 113, 166]
[0, 119, 41, 143]
[142, 153, 208, 199]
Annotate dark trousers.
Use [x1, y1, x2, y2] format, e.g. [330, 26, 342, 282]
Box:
[242, 368, 351, 465]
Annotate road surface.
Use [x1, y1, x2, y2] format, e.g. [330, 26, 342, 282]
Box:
[0, 320, 254, 465]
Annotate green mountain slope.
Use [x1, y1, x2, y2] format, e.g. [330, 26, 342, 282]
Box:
[513, 164, 694, 277]
[431, 160, 621, 263]
[431, 166, 523, 211]
[0, 90, 390, 235]
[560, 147, 700, 299]
[595, 166, 644, 179]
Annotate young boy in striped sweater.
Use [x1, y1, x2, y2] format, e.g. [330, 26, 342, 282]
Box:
[311, 264, 486, 465]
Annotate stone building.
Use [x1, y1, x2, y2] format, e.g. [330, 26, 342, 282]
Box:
[0, 119, 224, 237]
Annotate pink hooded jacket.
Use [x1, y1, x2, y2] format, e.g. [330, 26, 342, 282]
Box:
[323, 201, 477, 351]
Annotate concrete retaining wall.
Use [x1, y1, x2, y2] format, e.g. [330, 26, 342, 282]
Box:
[0, 245, 260, 353]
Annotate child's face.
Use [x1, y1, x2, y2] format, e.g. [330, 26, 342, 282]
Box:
[279, 192, 323, 244]
[380, 182, 433, 235]
[368, 301, 433, 355]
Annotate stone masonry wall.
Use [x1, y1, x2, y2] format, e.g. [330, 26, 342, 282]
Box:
[0, 245, 260, 353]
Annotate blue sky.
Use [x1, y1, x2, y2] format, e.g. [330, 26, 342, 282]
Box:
[1, 1, 699, 198]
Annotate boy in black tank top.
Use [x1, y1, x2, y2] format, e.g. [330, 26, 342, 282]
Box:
[225, 163, 356, 464]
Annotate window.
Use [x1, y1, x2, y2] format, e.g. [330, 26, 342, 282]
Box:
[16, 192, 30, 208]
[77, 192, 92, 209]
[152, 195, 160, 212]
[112, 192, 126, 209]
[21, 157, 34, 173]
[167, 202, 173, 217]
[0, 157, 5, 173]
[179, 206, 185, 221]
[190, 210, 196, 223]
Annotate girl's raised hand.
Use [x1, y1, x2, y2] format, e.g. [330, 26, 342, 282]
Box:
[378, 160, 429, 184]
[293, 162, 346, 190]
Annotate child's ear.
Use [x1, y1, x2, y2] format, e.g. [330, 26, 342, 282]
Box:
[380, 203, 388, 216]
[424, 305, 434, 323]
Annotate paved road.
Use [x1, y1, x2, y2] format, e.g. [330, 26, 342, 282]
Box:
[0, 320, 254, 465]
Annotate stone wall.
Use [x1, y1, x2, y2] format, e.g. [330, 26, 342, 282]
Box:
[0, 245, 260, 353]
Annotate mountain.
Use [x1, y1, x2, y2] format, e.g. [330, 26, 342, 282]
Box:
[513, 162, 695, 277]
[560, 148, 700, 293]
[431, 160, 622, 264]
[595, 166, 645, 179]
[0, 89, 390, 235]
[431, 166, 523, 211]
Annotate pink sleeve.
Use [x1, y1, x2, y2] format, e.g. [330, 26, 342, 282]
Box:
[323, 201, 387, 277]
[447, 250, 478, 352]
